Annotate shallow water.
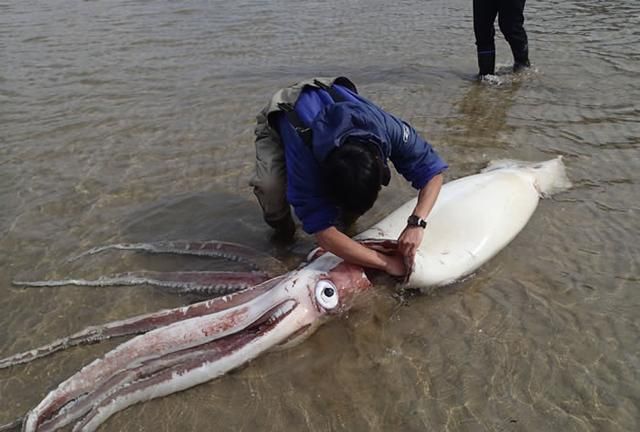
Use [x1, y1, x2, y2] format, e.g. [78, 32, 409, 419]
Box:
[1, 0, 638, 431]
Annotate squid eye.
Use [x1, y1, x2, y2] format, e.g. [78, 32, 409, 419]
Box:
[315, 280, 339, 310]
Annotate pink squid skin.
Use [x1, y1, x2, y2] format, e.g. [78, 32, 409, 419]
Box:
[321, 261, 374, 314]
[29, 305, 255, 430]
[14, 249, 381, 432]
[267, 257, 376, 353]
[20, 276, 289, 432]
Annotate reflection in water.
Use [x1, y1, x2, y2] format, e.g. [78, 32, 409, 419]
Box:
[444, 71, 527, 178]
[453, 74, 522, 145]
[1, 0, 639, 431]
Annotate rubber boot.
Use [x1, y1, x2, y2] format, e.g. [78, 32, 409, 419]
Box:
[477, 51, 496, 77]
[512, 47, 531, 73]
[267, 213, 296, 242]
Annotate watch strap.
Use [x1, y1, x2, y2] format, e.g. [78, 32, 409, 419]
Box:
[407, 215, 427, 229]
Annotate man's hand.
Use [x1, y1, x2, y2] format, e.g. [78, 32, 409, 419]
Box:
[381, 252, 407, 277]
[398, 225, 425, 265]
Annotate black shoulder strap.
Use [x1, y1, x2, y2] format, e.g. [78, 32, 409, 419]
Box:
[278, 102, 312, 147]
[278, 81, 347, 148]
[313, 79, 346, 103]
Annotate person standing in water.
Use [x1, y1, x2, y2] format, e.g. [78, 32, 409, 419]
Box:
[473, 0, 531, 77]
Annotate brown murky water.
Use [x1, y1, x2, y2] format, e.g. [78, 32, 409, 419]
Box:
[1, 0, 638, 431]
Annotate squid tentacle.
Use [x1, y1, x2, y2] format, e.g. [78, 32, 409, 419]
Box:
[38, 339, 230, 432]
[20, 278, 286, 431]
[73, 347, 239, 432]
[0, 419, 21, 432]
[0, 276, 286, 370]
[68, 241, 287, 274]
[13, 270, 269, 296]
[69, 304, 300, 432]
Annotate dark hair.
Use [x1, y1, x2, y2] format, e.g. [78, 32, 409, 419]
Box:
[323, 139, 383, 215]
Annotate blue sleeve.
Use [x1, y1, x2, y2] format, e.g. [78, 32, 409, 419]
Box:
[385, 113, 448, 189]
[277, 113, 339, 234]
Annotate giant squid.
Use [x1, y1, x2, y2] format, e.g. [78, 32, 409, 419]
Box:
[0, 158, 570, 431]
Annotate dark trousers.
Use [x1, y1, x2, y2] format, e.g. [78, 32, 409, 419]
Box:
[473, 0, 529, 63]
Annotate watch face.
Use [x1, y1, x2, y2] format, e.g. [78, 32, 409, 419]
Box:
[407, 215, 426, 228]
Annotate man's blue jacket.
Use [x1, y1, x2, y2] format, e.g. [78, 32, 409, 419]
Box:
[276, 84, 447, 234]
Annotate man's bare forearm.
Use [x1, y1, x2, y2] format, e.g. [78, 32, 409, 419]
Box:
[397, 173, 444, 260]
[411, 173, 443, 219]
[315, 227, 405, 276]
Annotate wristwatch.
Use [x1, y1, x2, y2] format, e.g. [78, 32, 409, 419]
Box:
[407, 214, 427, 229]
